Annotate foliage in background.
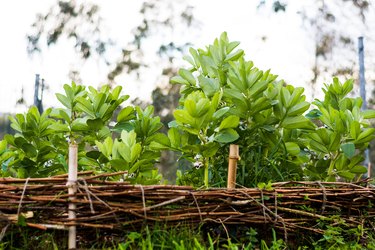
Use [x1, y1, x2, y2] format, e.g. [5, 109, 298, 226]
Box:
[167, 32, 375, 187]
[0, 83, 164, 184]
[27, 0, 197, 84]
[258, 0, 373, 99]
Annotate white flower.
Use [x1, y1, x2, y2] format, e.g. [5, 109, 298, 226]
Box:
[194, 161, 204, 169]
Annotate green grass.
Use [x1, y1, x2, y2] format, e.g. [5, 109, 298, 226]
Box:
[1, 221, 375, 250]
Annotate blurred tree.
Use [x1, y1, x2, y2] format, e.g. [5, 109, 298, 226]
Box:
[258, 0, 373, 98]
[27, 0, 197, 83]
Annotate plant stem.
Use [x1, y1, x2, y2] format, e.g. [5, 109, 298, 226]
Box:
[204, 161, 209, 188]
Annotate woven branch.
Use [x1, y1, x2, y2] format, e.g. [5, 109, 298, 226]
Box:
[0, 174, 374, 239]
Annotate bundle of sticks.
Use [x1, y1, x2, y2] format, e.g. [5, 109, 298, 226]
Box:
[1, 171, 374, 240]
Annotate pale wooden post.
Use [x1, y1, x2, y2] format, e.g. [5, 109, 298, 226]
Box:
[227, 144, 239, 189]
[67, 143, 78, 249]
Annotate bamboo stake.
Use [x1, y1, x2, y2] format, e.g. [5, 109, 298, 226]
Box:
[67, 144, 78, 249]
[227, 144, 239, 189]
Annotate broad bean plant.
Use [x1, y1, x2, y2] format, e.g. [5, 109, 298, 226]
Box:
[0, 33, 374, 188]
[163, 32, 375, 187]
[0, 83, 164, 184]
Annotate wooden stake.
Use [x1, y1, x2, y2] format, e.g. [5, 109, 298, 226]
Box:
[227, 144, 239, 189]
[67, 143, 78, 249]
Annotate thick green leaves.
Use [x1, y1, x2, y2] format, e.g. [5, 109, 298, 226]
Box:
[179, 69, 196, 86]
[281, 116, 315, 130]
[354, 128, 375, 144]
[117, 107, 135, 122]
[218, 115, 239, 131]
[49, 123, 70, 132]
[56, 93, 72, 109]
[198, 76, 220, 97]
[285, 142, 300, 156]
[350, 165, 367, 174]
[340, 143, 355, 158]
[214, 128, 239, 143]
[363, 109, 375, 119]
[87, 118, 104, 130]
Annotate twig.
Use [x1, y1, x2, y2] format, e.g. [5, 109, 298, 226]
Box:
[16, 178, 30, 217]
[138, 185, 147, 220]
[191, 192, 203, 222]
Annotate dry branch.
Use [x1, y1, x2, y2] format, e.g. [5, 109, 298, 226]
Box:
[0, 173, 374, 241]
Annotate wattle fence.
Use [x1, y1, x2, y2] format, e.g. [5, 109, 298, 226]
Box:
[1, 171, 374, 244]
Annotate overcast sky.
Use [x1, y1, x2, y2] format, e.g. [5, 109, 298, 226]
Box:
[0, 1, 373, 114]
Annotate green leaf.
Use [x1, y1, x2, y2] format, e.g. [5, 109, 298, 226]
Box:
[130, 144, 142, 163]
[309, 140, 329, 153]
[49, 123, 70, 133]
[224, 49, 244, 62]
[281, 116, 315, 130]
[350, 165, 367, 174]
[170, 76, 189, 85]
[195, 99, 211, 117]
[350, 121, 361, 139]
[93, 93, 106, 113]
[87, 118, 104, 130]
[71, 118, 89, 132]
[340, 143, 355, 158]
[354, 128, 375, 144]
[110, 159, 129, 171]
[75, 97, 95, 117]
[198, 76, 220, 97]
[218, 115, 240, 131]
[101, 136, 113, 157]
[59, 109, 71, 123]
[214, 128, 239, 143]
[145, 133, 170, 147]
[305, 109, 322, 119]
[285, 142, 300, 156]
[0, 140, 7, 152]
[22, 143, 37, 158]
[112, 86, 122, 100]
[86, 151, 101, 160]
[113, 122, 134, 132]
[287, 101, 310, 116]
[149, 141, 169, 150]
[117, 142, 131, 162]
[13, 137, 27, 148]
[121, 130, 137, 148]
[56, 93, 71, 109]
[328, 132, 341, 151]
[117, 106, 135, 122]
[185, 99, 197, 117]
[183, 55, 195, 67]
[174, 110, 194, 125]
[337, 170, 355, 180]
[63, 84, 74, 101]
[168, 127, 181, 148]
[213, 107, 230, 120]
[201, 142, 220, 157]
[189, 48, 201, 67]
[280, 87, 291, 107]
[226, 41, 240, 54]
[362, 109, 375, 119]
[179, 69, 196, 85]
[97, 126, 111, 140]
